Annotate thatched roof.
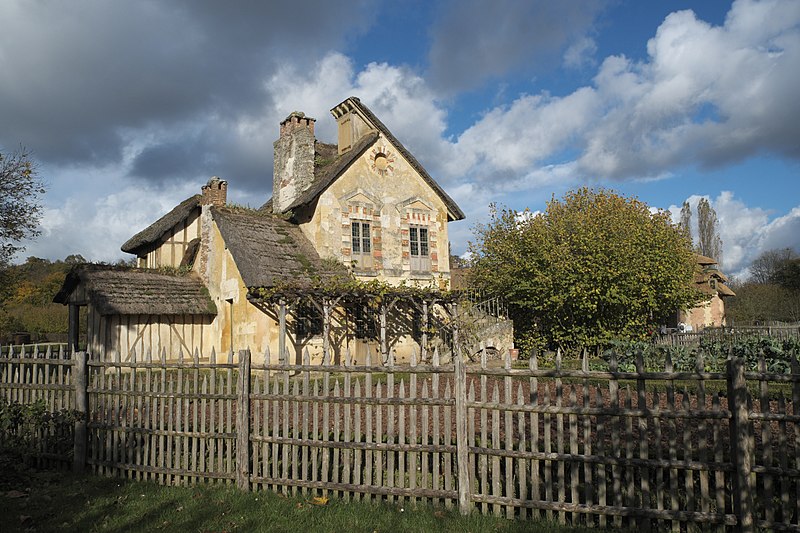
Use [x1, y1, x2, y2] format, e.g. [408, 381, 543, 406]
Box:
[121, 195, 201, 254]
[265, 97, 465, 222]
[695, 254, 719, 266]
[692, 254, 735, 298]
[53, 264, 216, 316]
[211, 207, 346, 289]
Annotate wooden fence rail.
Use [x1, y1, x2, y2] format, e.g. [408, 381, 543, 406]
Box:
[3, 344, 800, 532]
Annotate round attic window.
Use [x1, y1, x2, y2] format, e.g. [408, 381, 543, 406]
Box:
[374, 153, 389, 172]
[371, 146, 395, 176]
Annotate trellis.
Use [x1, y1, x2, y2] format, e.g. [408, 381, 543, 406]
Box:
[247, 285, 462, 364]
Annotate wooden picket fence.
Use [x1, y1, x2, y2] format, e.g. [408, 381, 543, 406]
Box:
[656, 325, 800, 346]
[2, 344, 800, 532]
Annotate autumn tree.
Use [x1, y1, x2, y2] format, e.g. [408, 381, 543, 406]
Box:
[0, 148, 45, 267]
[468, 188, 701, 354]
[727, 248, 800, 325]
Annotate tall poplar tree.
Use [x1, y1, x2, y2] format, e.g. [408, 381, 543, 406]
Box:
[679, 201, 692, 235]
[697, 198, 722, 265]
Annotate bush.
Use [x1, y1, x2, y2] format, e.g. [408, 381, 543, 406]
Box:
[0, 397, 81, 466]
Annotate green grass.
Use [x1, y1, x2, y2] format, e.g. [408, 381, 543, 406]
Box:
[1, 467, 590, 533]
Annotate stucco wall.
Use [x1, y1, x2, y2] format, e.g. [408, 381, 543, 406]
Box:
[297, 133, 451, 290]
[680, 293, 727, 331]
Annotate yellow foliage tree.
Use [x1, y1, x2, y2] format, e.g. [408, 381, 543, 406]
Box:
[469, 188, 702, 354]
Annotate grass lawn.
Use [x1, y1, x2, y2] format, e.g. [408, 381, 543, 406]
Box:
[1, 466, 591, 533]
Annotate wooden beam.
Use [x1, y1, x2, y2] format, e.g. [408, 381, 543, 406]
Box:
[323, 298, 331, 365]
[278, 300, 287, 365]
[68, 304, 80, 353]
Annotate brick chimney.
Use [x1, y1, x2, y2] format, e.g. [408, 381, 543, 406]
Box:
[273, 112, 316, 213]
[200, 176, 227, 206]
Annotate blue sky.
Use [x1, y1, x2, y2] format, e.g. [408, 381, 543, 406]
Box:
[1, 0, 798, 278]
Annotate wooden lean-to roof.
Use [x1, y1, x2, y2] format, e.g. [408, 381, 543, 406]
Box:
[121, 195, 201, 254]
[211, 207, 347, 289]
[53, 264, 216, 316]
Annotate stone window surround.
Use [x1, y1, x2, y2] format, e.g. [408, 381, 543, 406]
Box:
[339, 189, 382, 275]
[398, 197, 438, 275]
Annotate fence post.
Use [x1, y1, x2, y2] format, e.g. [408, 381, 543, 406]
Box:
[727, 356, 754, 532]
[236, 349, 251, 491]
[72, 351, 88, 473]
[454, 354, 471, 515]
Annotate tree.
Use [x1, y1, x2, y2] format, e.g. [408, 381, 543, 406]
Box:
[469, 188, 701, 354]
[679, 201, 692, 234]
[748, 248, 797, 285]
[775, 257, 800, 293]
[0, 148, 45, 267]
[696, 198, 722, 266]
[726, 282, 800, 324]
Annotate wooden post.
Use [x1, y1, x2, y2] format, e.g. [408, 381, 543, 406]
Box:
[421, 300, 428, 362]
[278, 301, 287, 365]
[454, 353, 471, 515]
[452, 303, 460, 362]
[727, 356, 754, 532]
[322, 299, 331, 364]
[380, 302, 388, 364]
[72, 351, 88, 473]
[236, 349, 251, 491]
[68, 305, 80, 353]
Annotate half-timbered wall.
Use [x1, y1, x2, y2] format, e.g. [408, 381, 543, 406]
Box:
[86, 306, 213, 362]
[139, 209, 201, 269]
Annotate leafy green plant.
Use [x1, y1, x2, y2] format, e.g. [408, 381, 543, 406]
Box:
[0, 398, 81, 465]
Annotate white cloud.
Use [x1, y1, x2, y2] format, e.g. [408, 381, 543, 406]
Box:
[20, 179, 202, 263]
[564, 37, 598, 69]
[439, 0, 800, 186]
[669, 192, 800, 279]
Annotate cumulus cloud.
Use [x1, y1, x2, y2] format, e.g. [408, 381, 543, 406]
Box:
[0, 0, 376, 177]
[21, 177, 203, 263]
[427, 0, 607, 92]
[442, 0, 800, 187]
[669, 192, 800, 279]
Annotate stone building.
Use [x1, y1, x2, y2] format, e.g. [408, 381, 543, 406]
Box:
[55, 97, 466, 363]
[675, 254, 735, 331]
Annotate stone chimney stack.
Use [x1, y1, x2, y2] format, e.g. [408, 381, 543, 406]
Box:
[200, 176, 227, 207]
[273, 112, 316, 214]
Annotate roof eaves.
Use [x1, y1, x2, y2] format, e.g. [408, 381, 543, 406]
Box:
[283, 131, 379, 213]
[343, 97, 466, 221]
[121, 195, 202, 254]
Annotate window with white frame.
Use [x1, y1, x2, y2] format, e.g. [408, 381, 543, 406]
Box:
[351, 220, 373, 269]
[409, 225, 430, 271]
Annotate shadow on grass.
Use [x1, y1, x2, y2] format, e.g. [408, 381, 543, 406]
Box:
[2, 464, 588, 533]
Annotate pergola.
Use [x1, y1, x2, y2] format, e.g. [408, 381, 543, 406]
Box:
[247, 282, 464, 365]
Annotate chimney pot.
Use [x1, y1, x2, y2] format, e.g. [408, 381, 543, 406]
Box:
[201, 176, 227, 207]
